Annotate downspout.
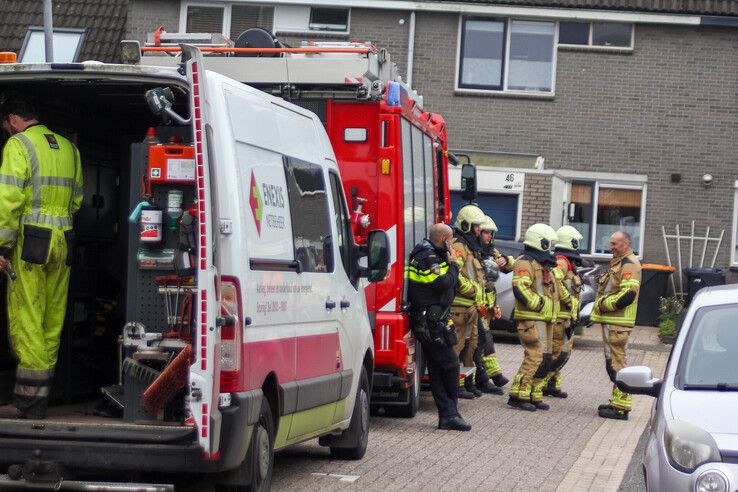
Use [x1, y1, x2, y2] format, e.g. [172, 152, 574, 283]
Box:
[406, 11, 415, 86]
[43, 0, 54, 62]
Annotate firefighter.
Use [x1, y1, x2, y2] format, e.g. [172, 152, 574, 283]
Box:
[508, 224, 559, 412]
[407, 223, 471, 431]
[0, 94, 83, 419]
[542, 226, 584, 399]
[475, 215, 513, 394]
[592, 231, 641, 421]
[450, 204, 486, 399]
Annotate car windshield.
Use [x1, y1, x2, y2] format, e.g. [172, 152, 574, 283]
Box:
[680, 303, 738, 388]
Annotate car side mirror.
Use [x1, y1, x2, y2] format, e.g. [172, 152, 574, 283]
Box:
[360, 230, 390, 283]
[616, 366, 662, 397]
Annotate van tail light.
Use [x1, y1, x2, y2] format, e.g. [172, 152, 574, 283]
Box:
[219, 276, 243, 392]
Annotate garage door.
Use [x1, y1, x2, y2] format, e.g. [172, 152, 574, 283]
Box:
[450, 191, 518, 240]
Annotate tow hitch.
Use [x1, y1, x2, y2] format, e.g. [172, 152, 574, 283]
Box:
[0, 461, 174, 491]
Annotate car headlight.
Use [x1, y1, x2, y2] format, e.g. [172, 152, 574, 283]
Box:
[695, 470, 728, 492]
[664, 420, 722, 473]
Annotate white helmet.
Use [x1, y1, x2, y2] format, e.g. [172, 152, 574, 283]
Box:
[523, 223, 558, 252]
[556, 225, 584, 251]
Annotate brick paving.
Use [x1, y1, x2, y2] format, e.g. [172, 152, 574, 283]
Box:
[272, 326, 669, 491]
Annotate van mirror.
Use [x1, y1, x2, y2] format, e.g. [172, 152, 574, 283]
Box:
[361, 230, 390, 283]
[144, 87, 191, 126]
[461, 164, 477, 201]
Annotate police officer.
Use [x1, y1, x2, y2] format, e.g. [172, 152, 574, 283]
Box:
[450, 205, 486, 399]
[474, 215, 513, 394]
[407, 223, 471, 431]
[542, 226, 584, 399]
[508, 224, 559, 412]
[0, 94, 83, 419]
[591, 231, 641, 421]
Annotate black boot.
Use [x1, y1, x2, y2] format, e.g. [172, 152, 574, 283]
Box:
[458, 388, 476, 400]
[532, 400, 550, 410]
[599, 407, 629, 420]
[491, 374, 510, 388]
[507, 396, 536, 412]
[476, 381, 504, 395]
[438, 415, 472, 431]
[598, 403, 613, 410]
[465, 380, 482, 398]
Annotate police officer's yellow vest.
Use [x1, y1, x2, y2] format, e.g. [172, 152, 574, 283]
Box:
[591, 251, 641, 327]
[512, 257, 559, 322]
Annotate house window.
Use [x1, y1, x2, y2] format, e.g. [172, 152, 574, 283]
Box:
[458, 17, 555, 94]
[182, 3, 274, 37]
[730, 181, 738, 266]
[19, 27, 85, 63]
[568, 182, 645, 256]
[559, 21, 633, 49]
[274, 6, 350, 34]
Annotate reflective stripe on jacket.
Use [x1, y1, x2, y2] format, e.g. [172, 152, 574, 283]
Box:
[451, 238, 483, 307]
[512, 257, 558, 322]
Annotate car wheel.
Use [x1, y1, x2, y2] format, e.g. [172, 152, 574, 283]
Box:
[329, 367, 370, 460]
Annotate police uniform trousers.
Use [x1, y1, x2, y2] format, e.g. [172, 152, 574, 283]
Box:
[421, 339, 460, 420]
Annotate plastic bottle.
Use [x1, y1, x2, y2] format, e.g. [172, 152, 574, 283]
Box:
[145, 127, 160, 145]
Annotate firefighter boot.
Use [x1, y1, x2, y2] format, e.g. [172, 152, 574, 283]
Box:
[483, 354, 509, 387]
[507, 396, 536, 412]
[599, 407, 629, 420]
[543, 376, 568, 398]
[491, 373, 510, 388]
[476, 380, 504, 395]
[458, 377, 475, 400]
[465, 376, 482, 398]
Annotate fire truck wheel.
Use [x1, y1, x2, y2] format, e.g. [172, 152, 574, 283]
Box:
[385, 341, 422, 418]
[329, 367, 370, 460]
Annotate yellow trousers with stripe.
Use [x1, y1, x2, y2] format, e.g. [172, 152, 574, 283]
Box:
[8, 227, 70, 418]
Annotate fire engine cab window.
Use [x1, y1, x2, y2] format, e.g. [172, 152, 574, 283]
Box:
[284, 157, 333, 273]
[186, 6, 224, 33]
[401, 118, 414, 259]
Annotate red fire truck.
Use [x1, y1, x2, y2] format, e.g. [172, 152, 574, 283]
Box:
[137, 29, 456, 416]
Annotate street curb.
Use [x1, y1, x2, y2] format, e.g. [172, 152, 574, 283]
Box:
[574, 337, 673, 353]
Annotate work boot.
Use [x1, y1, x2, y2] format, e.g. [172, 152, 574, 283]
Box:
[458, 388, 476, 400]
[0, 405, 24, 419]
[543, 388, 568, 398]
[599, 407, 629, 420]
[532, 400, 550, 411]
[464, 380, 483, 398]
[491, 374, 510, 388]
[507, 396, 536, 412]
[438, 415, 472, 432]
[476, 381, 504, 395]
[598, 403, 614, 411]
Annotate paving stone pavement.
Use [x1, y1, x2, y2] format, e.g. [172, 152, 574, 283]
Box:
[272, 326, 669, 491]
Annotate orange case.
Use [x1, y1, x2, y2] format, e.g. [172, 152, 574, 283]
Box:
[148, 145, 196, 184]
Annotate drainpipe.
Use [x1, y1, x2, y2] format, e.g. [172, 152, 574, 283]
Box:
[43, 0, 54, 62]
[406, 11, 415, 86]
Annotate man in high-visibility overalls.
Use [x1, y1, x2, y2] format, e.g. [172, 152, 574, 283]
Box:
[508, 224, 559, 412]
[450, 204, 486, 399]
[0, 95, 83, 419]
[592, 231, 641, 421]
[542, 226, 583, 399]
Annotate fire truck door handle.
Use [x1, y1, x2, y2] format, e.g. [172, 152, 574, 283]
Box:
[325, 298, 336, 310]
[340, 300, 350, 309]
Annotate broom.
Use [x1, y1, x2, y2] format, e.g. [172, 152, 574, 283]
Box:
[143, 344, 192, 414]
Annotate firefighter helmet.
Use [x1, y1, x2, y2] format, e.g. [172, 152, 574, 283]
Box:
[556, 225, 584, 251]
[523, 223, 558, 252]
[480, 215, 498, 232]
[454, 204, 485, 233]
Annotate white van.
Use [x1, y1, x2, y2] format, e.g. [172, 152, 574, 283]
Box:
[0, 46, 389, 491]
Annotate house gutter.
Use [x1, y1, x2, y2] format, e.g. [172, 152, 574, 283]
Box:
[43, 0, 54, 62]
[406, 11, 415, 86]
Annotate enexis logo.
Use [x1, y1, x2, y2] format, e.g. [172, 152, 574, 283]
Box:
[249, 171, 264, 236]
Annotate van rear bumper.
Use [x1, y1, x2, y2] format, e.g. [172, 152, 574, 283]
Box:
[0, 391, 260, 475]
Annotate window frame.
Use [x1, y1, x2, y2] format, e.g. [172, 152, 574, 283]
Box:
[19, 26, 86, 63]
[456, 16, 558, 97]
[566, 180, 647, 258]
[273, 5, 351, 35]
[730, 179, 738, 268]
[558, 21, 634, 51]
[180, 1, 275, 36]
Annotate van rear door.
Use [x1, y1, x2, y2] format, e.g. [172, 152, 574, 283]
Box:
[181, 45, 221, 457]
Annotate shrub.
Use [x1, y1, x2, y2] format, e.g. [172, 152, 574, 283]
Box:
[658, 296, 684, 339]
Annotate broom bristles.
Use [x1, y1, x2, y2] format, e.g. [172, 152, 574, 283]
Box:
[143, 344, 192, 414]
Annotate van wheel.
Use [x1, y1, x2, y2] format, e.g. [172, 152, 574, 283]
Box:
[385, 342, 422, 418]
[329, 368, 369, 460]
[246, 399, 275, 491]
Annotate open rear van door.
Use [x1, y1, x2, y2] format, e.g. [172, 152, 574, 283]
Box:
[181, 44, 221, 457]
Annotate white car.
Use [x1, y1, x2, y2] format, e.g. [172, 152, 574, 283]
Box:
[616, 284, 738, 492]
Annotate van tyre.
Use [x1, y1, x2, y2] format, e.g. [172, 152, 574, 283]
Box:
[328, 367, 370, 460]
[385, 342, 422, 418]
[246, 398, 275, 491]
